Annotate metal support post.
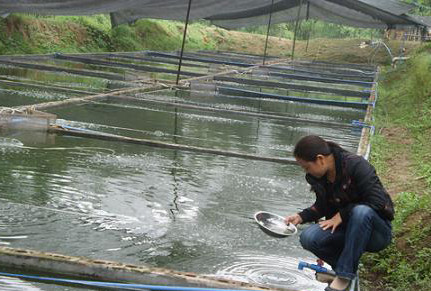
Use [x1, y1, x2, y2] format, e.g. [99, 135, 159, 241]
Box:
[176, 0, 193, 85]
[291, 0, 304, 60]
[263, 0, 275, 65]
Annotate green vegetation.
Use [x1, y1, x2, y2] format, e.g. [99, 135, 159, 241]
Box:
[0, 14, 221, 55]
[0, 13, 423, 66]
[111, 19, 218, 52]
[0, 14, 112, 54]
[241, 21, 382, 40]
[362, 46, 431, 291]
[376, 48, 431, 184]
[404, 0, 431, 15]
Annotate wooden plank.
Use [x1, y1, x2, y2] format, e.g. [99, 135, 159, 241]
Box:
[356, 67, 379, 158]
[0, 247, 289, 291]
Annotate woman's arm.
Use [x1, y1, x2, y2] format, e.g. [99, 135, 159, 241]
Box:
[298, 201, 325, 223]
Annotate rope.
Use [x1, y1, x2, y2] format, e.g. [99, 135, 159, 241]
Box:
[0, 271, 260, 291]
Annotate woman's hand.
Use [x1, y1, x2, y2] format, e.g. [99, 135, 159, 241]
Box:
[319, 212, 342, 233]
[285, 213, 303, 225]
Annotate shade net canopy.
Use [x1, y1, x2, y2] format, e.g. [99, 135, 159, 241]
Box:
[208, 0, 423, 29]
[0, 0, 424, 29]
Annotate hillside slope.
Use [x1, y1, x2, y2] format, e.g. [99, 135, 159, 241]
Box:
[0, 14, 421, 65]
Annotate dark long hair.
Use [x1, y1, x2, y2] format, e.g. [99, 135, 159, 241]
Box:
[293, 135, 342, 162]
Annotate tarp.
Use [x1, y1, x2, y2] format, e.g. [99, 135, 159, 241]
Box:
[208, 0, 421, 29]
[0, 0, 271, 19]
[409, 15, 431, 27]
[208, 1, 388, 29]
[0, 0, 424, 29]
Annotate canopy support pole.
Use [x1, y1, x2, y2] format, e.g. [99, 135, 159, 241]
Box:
[176, 0, 193, 85]
[263, 0, 275, 65]
[305, 2, 311, 53]
[291, 0, 303, 60]
[305, 26, 311, 53]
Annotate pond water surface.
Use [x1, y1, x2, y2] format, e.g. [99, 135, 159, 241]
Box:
[0, 55, 369, 291]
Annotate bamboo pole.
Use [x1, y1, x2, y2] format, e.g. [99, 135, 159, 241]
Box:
[49, 125, 297, 165]
[16, 83, 168, 111]
[12, 57, 290, 112]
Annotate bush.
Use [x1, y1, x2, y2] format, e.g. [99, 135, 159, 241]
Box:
[111, 24, 142, 51]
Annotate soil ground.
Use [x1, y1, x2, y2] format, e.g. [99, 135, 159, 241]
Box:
[209, 27, 421, 64]
[379, 127, 428, 197]
[361, 125, 430, 291]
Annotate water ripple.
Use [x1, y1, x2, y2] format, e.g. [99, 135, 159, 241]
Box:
[0, 277, 43, 291]
[214, 254, 326, 291]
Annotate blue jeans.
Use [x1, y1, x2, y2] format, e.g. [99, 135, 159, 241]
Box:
[299, 205, 392, 279]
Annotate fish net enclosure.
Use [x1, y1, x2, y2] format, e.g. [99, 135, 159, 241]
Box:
[0, 50, 377, 291]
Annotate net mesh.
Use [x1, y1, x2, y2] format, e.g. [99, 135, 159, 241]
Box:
[0, 0, 423, 28]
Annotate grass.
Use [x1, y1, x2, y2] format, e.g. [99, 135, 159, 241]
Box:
[0, 14, 112, 54]
[0, 14, 423, 66]
[361, 47, 431, 291]
[362, 192, 431, 290]
[0, 15, 219, 55]
[378, 49, 431, 185]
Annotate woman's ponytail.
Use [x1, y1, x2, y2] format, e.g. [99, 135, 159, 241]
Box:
[294, 135, 342, 161]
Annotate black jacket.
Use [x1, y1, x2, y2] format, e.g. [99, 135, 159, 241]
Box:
[298, 145, 394, 224]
